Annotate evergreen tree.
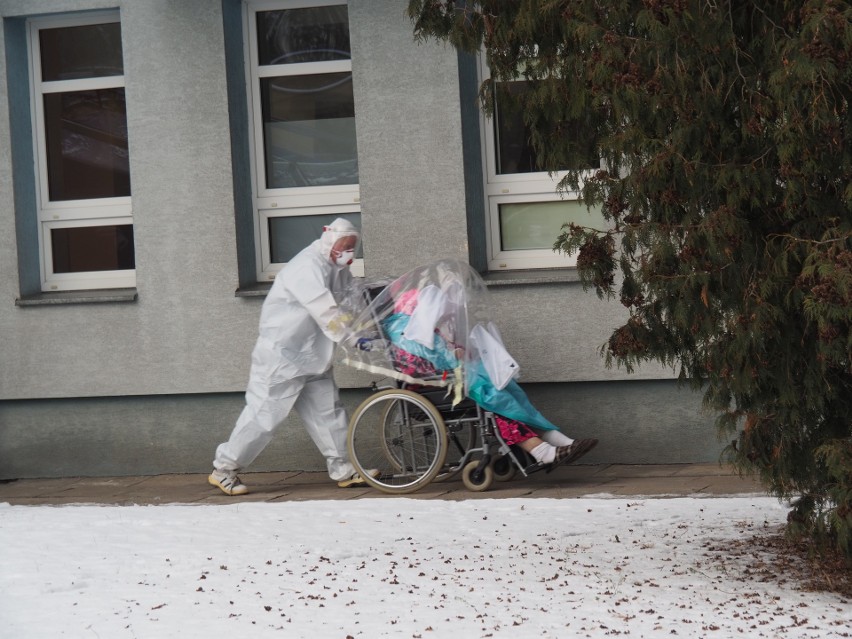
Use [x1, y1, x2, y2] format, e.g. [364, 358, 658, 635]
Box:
[409, 0, 852, 557]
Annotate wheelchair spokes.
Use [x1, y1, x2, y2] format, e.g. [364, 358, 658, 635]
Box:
[348, 389, 448, 494]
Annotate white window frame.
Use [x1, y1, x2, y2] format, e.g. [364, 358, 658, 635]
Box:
[244, 0, 362, 280]
[28, 11, 134, 291]
[479, 56, 601, 271]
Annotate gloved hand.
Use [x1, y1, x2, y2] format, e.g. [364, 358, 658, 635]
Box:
[326, 312, 354, 342]
[356, 337, 373, 351]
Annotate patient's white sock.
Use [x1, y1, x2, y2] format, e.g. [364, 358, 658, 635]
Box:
[541, 430, 574, 447]
[529, 442, 556, 464]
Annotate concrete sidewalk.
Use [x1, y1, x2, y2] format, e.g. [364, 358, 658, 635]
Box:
[0, 463, 766, 506]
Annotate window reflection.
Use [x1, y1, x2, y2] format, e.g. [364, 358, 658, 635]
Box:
[39, 22, 123, 81]
[268, 213, 361, 263]
[43, 88, 130, 201]
[499, 201, 606, 251]
[494, 81, 598, 174]
[51, 224, 135, 273]
[261, 74, 358, 188]
[256, 6, 350, 65]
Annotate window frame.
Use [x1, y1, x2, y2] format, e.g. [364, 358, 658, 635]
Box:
[478, 56, 601, 272]
[244, 0, 362, 280]
[27, 10, 134, 291]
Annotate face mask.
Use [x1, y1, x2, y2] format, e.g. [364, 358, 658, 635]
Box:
[335, 249, 355, 267]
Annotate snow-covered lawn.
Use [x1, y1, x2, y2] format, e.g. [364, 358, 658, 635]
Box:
[1, 497, 848, 638]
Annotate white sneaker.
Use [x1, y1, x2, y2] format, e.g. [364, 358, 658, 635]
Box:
[337, 469, 379, 488]
[208, 469, 249, 495]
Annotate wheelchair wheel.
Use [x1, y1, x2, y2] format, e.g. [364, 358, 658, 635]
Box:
[349, 389, 448, 494]
[378, 399, 405, 473]
[433, 421, 478, 482]
[379, 403, 476, 482]
[461, 460, 494, 492]
[491, 455, 517, 482]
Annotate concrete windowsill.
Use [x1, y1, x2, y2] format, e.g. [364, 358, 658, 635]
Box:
[234, 282, 273, 297]
[234, 268, 583, 299]
[15, 288, 138, 307]
[481, 268, 583, 287]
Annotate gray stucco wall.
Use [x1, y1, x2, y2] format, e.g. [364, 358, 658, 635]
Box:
[0, 0, 708, 479]
[0, 380, 726, 479]
[0, 0, 261, 401]
[0, 0, 665, 401]
[349, 0, 471, 274]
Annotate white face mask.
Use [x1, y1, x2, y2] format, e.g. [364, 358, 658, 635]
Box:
[335, 249, 355, 267]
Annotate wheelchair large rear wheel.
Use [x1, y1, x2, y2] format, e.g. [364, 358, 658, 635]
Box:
[348, 389, 448, 494]
[378, 398, 475, 482]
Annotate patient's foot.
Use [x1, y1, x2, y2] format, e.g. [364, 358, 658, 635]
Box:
[547, 438, 599, 472]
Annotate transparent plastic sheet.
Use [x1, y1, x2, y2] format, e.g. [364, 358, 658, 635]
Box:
[339, 259, 487, 391]
[338, 259, 556, 430]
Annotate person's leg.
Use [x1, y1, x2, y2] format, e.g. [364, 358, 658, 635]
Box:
[495, 416, 555, 464]
[210, 376, 305, 493]
[293, 373, 355, 482]
[495, 415, 583, 466]
[521, 437, 558, 464]
[540, 429, 574, 447]
[522, 435, 598, 468]
[495, 415, 538, 446]
[538, 428, 600, 467]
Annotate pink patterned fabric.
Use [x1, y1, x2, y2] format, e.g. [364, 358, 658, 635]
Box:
[393, 289, 420, 315]
[493, 415, 538, 445]
[392, 347, 538, 445]
[391, 345, 439, 377]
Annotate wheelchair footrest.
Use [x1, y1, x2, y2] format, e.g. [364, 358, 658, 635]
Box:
[522, 461, 549, 475]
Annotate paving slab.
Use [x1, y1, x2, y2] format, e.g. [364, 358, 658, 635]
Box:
[0, 464, 767, 506]
[0, 477, 83, 498]
[670, 463, 744, 477]
[589, 463, 726, 478]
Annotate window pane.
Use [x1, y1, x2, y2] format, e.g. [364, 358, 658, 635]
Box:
[261, 74, 358, 188]
[494, 81, 598, 174]
[39, 22, 123, 82]
[51, 224, 135, 273]
[256, 7, 350, 65]
[494, 82, 539, 174]
[43, 88, 131, 201]
[269, 212, 361, 263]
[499, 201, 605, 251]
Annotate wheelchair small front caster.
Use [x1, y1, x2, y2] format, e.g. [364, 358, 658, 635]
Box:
[491, 455, 517, 482]
[462, 460, 494, 492]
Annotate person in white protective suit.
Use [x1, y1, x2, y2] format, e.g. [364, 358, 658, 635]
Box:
[209, 218, 373, 495]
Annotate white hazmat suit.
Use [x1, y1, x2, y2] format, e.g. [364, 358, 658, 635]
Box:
[213, 218, 359, 482]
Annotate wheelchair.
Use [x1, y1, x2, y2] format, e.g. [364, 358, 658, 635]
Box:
[343, 283, 555, 494]
[346, 375, 554, 495]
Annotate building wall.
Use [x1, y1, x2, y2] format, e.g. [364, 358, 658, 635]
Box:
[0, 0, 261, 401]
[0, 381, 724, 479]
[0, 0, 722, 479]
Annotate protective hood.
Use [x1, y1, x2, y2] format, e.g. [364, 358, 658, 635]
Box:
[319, 217, 360, 265]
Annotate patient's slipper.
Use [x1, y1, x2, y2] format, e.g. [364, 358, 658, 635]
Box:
[546, 438, 599, 473]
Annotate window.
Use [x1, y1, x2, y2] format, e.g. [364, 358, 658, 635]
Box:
[480, 60, 604, 271]
[29, 12, 134, 291]
[246, 0, 362, 280]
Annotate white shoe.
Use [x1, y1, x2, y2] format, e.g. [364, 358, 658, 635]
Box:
[337, 469, 379, 488]
[208, 469, 249, 495]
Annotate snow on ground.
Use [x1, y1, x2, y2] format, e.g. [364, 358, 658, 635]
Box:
[1, 496, 848, 639]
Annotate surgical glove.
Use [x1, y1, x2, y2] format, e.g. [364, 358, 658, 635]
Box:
[326, 312, 354, 341]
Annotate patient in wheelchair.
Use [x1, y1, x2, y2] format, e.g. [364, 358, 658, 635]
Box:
[341, 259, 598, 470]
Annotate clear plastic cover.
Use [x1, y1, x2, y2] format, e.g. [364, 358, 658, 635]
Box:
[339, 259, 518, 395]
[340, 259, 559, 430]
